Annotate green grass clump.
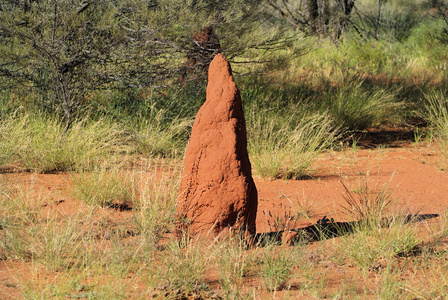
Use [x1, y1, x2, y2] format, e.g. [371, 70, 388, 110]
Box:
[422, 91, 448, 165]
[155, 236, 214, 294]
[132, 162, 180, 249]
[248, 104, 339, 179]
[340, 176, 396, 229]
[134, 106, 192, 158]
[339, 177, 421, 271]
[216, 235, 255, 298]
[0, 212, 87, 271]
[0, 176, 48, 228]
[317, 83, 403, 131]
[258, 244, 295, 292]
[69, 165, 136, 208]
[339, 219, 421, 271]
[0, 114, 129, 173]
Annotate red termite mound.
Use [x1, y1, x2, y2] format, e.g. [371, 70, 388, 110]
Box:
[176, 53, 258, 238]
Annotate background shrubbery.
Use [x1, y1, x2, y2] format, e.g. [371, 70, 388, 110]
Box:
[2, 1, 448, 298]
[0, 0, 447, 175]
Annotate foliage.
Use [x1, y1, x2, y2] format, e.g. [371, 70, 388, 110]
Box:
[258, 245, 295, 291]
[247, 104, 340, 179]
[0, 114, 129, 172]
[0, 0, 299, 124]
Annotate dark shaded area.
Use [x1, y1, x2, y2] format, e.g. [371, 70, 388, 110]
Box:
[349, 126, 421, 149]
[108, 203, 133, 212]
[253, 213, 439, 246]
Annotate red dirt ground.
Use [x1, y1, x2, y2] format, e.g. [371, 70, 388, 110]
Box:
[1, 138, 448, 298]
[257, 142, 448, 233]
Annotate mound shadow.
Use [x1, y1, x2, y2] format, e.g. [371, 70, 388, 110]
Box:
[253, 213, 439, 247]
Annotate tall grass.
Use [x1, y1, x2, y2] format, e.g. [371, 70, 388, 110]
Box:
[134, 106, 192, 158]
[422, 91, 448, 165]
[313, 83, 403, 130]
[132, 161, 180, 250]
[247, 103, 339, 179]
[216, 235, 256, 298]
[0, 114, 130, 173]
[0, 175, 48, 228]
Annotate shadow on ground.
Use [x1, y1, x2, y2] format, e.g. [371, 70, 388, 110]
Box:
[254, 213, 439, 247]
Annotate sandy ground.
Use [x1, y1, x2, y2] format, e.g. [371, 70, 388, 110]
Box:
[1, 140, 448, 298]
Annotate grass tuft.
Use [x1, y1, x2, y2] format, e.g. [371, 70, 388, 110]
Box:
[422, 90, 448, 167]
[248, 104, 339, 179]
[69, 164, 136, 208]
[340, 175, 396, 229]
[0, 114, 130, 173]
[133, 106, 192, 158]
[258, 244, 295, 292]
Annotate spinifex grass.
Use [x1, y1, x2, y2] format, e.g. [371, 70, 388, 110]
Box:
[0, 114, 130, 173]
[154, 234, 215, 294]
[69, 164, 136, 208]
[258, 244, 295, 292]
[215, 235, 256, 299]
[133, 105, 192, 158]
[313, 82, 403, 131]
[339, 217, 422, 271]
[71, 158, 180, 249]
[340, 175, 396, 229]
[247, 103, 339, 179]
[132, 160, 180, 250]
[0, 210, 89, 271]
[422, 91, 448, 168]
[339, 176, 422, 271]
[0, 175, 48, 227]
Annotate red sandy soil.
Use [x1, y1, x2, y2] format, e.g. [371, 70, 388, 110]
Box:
[257, 142, 448, 233]
[1, 140, 448, 299]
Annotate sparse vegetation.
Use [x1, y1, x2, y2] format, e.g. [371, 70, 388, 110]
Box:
[0, 114, 130, 172]
[248, 106, 340, 179]
[258, 244, 295, 291]
[340, 174, 396, 229]
[0, 0, 448, 298]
